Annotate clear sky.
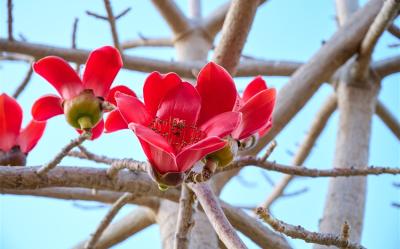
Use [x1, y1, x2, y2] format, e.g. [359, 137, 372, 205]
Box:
[0, 0, 399, 248]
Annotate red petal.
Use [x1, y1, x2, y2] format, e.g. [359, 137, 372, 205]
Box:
[242, 76, 267, 103]
[33, 56, 83, 99]
[200, 112, 241, 138]
[115, 92, 151, 125]
[104, 110, 128, 133]
[157, 82, 201, 126]
[143, 72, 182, 116]
[232, 88, 276, 140]
[77, 119, 104, 140]
[82, 46, 123, 97]
[106, 85, 136, 106]
[31, 94, 64, 121]
[177, 136, 226, 172]
[0, 94, 22, 151]
[17, 120, 46, 153]
[196, 62, 237, 125]
[258, 118, 272, 137]
[129, 123, 177, 173]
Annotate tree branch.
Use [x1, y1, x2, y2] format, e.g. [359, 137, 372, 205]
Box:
[375, 100, 400, 140]
[151, 0, 192, 37]
[189, 182, 247, 249]
[103, 0, 122, 53]
[121, 37, 173, 49]
[84, 193, 133, 249]
[202, 1, 231, 38]
[352, 0, 400, 80]
[212, 0, 260, 74]
[174, 184, 195, 249]
[12, 65, 33, 99]
[249, 0, 385, 155]
[188, 0, 202, 19]
[388, 23, 400, 38]
[256, 207, 365, 249]
[7, 0, 14, 41]
[68, 146, 115, 164]
[235, 59, 302, 77]
[74, 207, 155, 249]
[372, 55, 400, 77]
[262, 94, 337, 209]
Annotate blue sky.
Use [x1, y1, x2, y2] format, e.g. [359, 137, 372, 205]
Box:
[0, 0, 399, 248]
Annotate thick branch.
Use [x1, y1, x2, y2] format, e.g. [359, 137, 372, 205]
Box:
[375, 100, 400, 140]
[174, 184, 195, 249]
[121, 37, 173, 49]
[250, 0, 385, 155]
[202, 1, 231, 38]
[212, 0, 259, 74]
[372, 55, 400, 77]
[262, 94, 337, 208]
[189, 182, 247, 249]
[151, 0, 192, 37]
[188, 0, 201, 19]
[74, 207, 155, 249]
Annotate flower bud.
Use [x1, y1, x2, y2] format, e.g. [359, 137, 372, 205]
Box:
[206, 137, 238, 168]
[0, 146, 27, 166]
[63, 90, 103, 130]
[146, 165, 185, 190]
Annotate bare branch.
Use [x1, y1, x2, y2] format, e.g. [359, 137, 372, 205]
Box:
[189, 182, 247, 249]
[202, 1, 230, 38]
[335, 0, 359, 26]
[388, 23, 400, 38]
[68, 147, 114, 165]
[250, 0, 385, 155]
[72, 18, 79, 49]
[36, 132, 91, 175]
[12, 65, 33, 98]
[256, 207, 365, 249]
[212, 0, 259, 74]
[84, 193, 133, 249]
[121, 37, 173, 49]
[352, 0, 400, 80]
[103, 0, 122, 53]
[373, 55, 400, 77]
[222, 157, 400, 177]
[7, 0, 14, 41]
[188, 0, 202, 19]
[262, 94, 337, 209]
[107, 159, 148, 178]
[174, 184, 195, 249]
[236, 59, 302, 77]
[0, 52, 32, 62]
[115, 7, 132, 20]
[86, 10, 107, 20]
[74, 207, 155, 249]
[375, 100, 400, 140]
[260, 140, 277, 162]
[151, 0, 192, 37]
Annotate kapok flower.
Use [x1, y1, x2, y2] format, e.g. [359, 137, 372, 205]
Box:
[232, 76, 276, 141]
[0, 94, 46, 166]
[112, 70, 241, 188]
[31, 46, 128, 139]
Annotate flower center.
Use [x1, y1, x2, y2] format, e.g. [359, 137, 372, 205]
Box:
[148, 117, 205, 152]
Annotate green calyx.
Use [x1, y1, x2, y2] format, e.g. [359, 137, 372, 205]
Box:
[63, 90, 103, 130]
[207, 137, 238, 168]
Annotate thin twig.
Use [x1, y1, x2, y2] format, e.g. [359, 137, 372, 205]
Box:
[71, 18, 81, 73]
[260, 140, 277, 161]
[86, 11, 108, 20]
[281, 187, 309, 198]
[36, 132, 91, 175]
[256, 207, 365, 249]
[115, 7, 131, 20]
[223, 157, 400, 177]
[106, 159, 148, 178]
[12, 66, 33, 98]
[103, 0, 122, 53]
[261, 94, 337, 208]
[84, 193, 133, 249]
[189, 182, 247, 249]
[121, 37, 173, 49]
[375, 100, 400, 140]
[388, 23, 400, 38]
[68, 145, 115, 164]
[352, 0, 400, 80]
[7, 0, 14, 41]
[174, 184, 195, 249]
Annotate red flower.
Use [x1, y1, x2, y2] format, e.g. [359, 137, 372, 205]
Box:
[31, 46, 130, 139]
[0, 93, 46, 155]
[232, 76, 276, 140]
[112, 67, 240, 186]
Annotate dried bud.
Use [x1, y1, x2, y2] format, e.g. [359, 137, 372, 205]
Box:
[206, 137, 238, 168]
[63, 90, 103, 130]
[238, 134, 258, 151]
[146, 165, 185, 191]
[0, 146, 27, 166]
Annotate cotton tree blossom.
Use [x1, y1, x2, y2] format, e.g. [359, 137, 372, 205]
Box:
[0, 94, 46, 165]
[31, 46, 132, 139]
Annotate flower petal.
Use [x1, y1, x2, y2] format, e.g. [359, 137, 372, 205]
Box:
[242, 76, 267, 103]
[196, 62, 237, 125]
[258, 118, 273, 137]
[143, 72, 182, 116]
[232, 88, 276, 140]
[17, 120, 46, 153]
[104, 110, 128, 133]
[115, 92, 151, 125]
[0, 94, 22, 151]
[129, 123, 177, 173]
[77, 119, 104, 140]
[106, 85, 136, 106]
[157, 82, 201, 126]
[200, 111, 241, 138]
[82, 46, 123, 97]
[177, 136, 226, 172]
[31, 94, 64, 121]
[33, 56, 83, 99]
